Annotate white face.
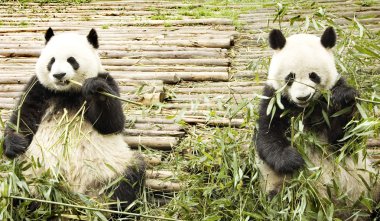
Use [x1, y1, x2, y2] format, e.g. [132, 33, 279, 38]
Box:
[267, 34, 339, 107]
[35, 32, 104, 92]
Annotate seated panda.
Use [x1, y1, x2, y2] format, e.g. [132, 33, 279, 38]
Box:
[255, 27, 379, 206]
[3, 28, 145, 212]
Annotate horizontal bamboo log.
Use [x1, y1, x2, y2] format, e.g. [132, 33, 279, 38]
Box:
[182, 117, 244, 127]
[124, 136, 178, 150]
[145, 179, 182, 192]
[146, 170, 175, 179]
[131, 123, 184, 131]
[367, 139, 380, 147]
[142, 154, 161, 167]
[140, 92, 165, 105]
[124, 129, 185, 137]
[172, 86, 262, 94]
[1, 58, 230, 66]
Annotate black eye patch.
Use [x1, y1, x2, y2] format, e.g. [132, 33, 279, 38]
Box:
[47, 57, 55, 71]
[309, 72, 321, 84]
[285, 72, 296, 86]
[67, 57, 80, 70]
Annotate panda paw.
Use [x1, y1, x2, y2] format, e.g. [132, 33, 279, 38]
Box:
[331, 87, 357, 108]
[82, 77, 114, 100]
[3, 133, 28, 159]
[271, 147, 305, 174]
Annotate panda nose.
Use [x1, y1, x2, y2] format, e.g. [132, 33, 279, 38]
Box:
[53, 73, 66, 80]
[296, 94, 311, 102]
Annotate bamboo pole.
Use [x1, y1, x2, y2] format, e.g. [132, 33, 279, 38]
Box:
[124, 136, 179, 150]
[146, 170, 175, 179]
[124, 129, 185, 137]
[145, 179, 182, 192]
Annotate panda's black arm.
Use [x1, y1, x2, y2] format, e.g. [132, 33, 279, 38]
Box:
[328, 77, 358, 145]
[3, 77, 50, 158]
[82, 73, 125, 135]
[255, 85, 305, 174]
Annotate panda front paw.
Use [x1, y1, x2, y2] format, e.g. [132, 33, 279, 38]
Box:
[3, 133, 29, 159]
[270, 147, 305, 174]
[82, 77, 114, 101]
[331, 87, 357, 109]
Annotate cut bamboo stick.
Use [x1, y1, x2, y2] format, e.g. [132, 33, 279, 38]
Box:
[146, 170, 175, 179]
[145, 179, 182, 192]
[124, 129, 185, 137]
[124, 136, 179, 150]
[367, 139, 380, 147]
[140, 92, 165, 105]
[142, 154, 162, 167]
[131, 123, 184, 131]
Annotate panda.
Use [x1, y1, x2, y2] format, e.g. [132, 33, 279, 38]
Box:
[2, 28, 145, 213]
[255, 27, 379, 207]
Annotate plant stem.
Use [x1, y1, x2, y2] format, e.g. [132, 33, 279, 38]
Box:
[69, 79, 143, 106]
[7, 195, 181, 221]
[355, 97, 380, 104]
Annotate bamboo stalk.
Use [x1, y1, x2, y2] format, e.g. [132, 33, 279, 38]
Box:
[145, 179, 182, 192]
[124, 129, 185, 137]
[124, 136, 178, 150]
[367, 139, 380, 147]
[131, 123, 184, 131]
[146, 170, 175, 179]
[69, 80, 143, 106]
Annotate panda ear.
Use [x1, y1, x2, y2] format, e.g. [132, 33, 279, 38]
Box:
[321, 27, 336, 48]
[45, 27, 54, 44]
[87, 28, 99, 49]
[269, 29, 286, 50]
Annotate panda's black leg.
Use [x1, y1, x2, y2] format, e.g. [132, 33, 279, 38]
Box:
[255, 86, 305, 175]
[108, 155, 146, 218]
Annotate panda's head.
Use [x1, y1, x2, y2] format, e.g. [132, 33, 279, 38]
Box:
[36, 28, 104, 92]
[267, 27, 339, 107]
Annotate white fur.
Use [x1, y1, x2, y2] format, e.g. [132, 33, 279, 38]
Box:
[22, 106, 137, 196]
[35, 32, 105, 92]
[257, 148, 378, 203]
[267, 34, 339, 106]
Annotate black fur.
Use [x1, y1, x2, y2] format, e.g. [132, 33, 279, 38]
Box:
[3, 73, 125, 159]
[328, 77, 357, 145]
[82, 73, 125, 134]
[285, 72, 295, 86]
[47, 57, 55, 71]
[309, 72, 321, 84]
[321, 27, 336, 49]
[67, 57, 79, 70]
[109, 157, 146, 215]
[256, 85, 305, 174]
[87, 28, 99, 49]
[45, 27, 54, 44]
[255, 77, 357, 175]
[269, 29, 286, 50]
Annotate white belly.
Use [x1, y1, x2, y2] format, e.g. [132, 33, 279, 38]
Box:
[22, 107, 134, 195]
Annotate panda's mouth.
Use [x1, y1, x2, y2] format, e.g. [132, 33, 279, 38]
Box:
[55, 80, 70, 86]
[295, 102, 309, 108]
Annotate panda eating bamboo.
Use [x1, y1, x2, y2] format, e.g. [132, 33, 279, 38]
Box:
[3, 28, 145, 213]
[255, 27, 379, 211]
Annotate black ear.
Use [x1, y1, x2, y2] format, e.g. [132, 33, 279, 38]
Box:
[269, 29, 286, 50]
[321, 27, 336, 48]
[45, 27, 54, 44]
[87, 28, 99, 49]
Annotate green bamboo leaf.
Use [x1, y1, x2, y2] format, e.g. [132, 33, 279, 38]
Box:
[266, 97, 275, 116]
[331, 106, 352, 117]
[322, 110, 330, 128]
